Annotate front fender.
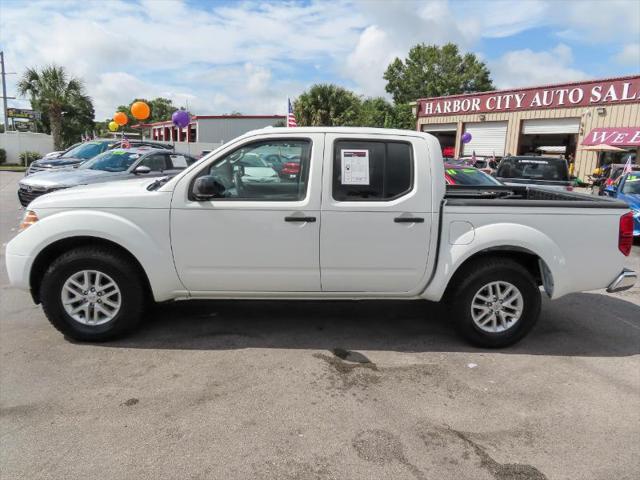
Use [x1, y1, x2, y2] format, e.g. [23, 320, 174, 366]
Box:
[421, 222, 568, 302]
[6, 209, 185, 301]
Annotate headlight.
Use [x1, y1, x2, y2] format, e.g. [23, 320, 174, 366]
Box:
[19, 210, 39, 231]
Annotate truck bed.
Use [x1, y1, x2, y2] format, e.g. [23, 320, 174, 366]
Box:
[445, 185, 629, 208]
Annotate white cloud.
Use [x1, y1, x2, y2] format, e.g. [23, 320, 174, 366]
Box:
[490, 44, 589, 88]
[0, 0, 636, 119]
[614, 43, 640, 66]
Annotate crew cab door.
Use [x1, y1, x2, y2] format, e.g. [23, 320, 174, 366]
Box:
[320, 134, 433, 293]
[170, 133, 323, 292]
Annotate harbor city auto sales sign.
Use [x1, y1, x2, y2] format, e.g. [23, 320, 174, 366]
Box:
[418, 76, 640, 117]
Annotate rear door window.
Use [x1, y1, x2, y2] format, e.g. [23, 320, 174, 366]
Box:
[332, 140, 413, 201]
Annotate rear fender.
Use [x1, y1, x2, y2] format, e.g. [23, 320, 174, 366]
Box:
[421, 222, 567, 301]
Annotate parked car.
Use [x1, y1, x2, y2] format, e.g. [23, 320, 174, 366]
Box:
[604, 172, 640, 236]
[18, 148, 196, 206]
[444, 164, 503, 186]
[41, 142, 81, 160]
[495, 156, 572, 191]
[5, 127, 636, 347]
[597, 162, 640, 195]
[25, 139, 174, 176]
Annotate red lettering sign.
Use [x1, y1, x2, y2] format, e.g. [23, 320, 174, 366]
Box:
[418, 76, 640, 117]
[582, 127, 640, 146]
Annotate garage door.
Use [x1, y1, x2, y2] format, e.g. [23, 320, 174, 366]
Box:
[462, 121, 507, 156]
[421, 123, 457, 132]
[522, 118, 580, 135]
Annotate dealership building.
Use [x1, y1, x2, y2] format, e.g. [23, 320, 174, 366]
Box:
[416, 75, 640, 179]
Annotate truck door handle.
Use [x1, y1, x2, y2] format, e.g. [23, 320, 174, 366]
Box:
[285, 216, 316, 223]
[394, 217, 424, 223]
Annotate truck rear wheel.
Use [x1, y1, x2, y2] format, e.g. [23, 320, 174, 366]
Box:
[40, 247, 145, 341]
[447, 257, 541, 348]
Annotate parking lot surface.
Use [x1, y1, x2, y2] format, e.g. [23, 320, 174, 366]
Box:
[1, 171, 639, 480]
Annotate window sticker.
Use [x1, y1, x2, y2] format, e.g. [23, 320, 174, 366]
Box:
[341, 149, 370, 185]
[171, 155, 187, 167]
[112, 150, 126, 155]
[627, 174, 639, 182]
[129, 154, 139, 159]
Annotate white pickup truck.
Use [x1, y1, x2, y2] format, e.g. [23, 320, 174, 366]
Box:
[5, 127, 637, 347]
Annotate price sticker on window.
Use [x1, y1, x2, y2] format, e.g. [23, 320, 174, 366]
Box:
[341, 149, 370, 185]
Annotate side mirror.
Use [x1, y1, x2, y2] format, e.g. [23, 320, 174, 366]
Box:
[193, 175, 226, 200]
[134, 165, 151, 175]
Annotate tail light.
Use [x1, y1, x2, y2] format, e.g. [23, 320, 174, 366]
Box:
[282, 162, 300, 174]
[619, 212, 633, 256]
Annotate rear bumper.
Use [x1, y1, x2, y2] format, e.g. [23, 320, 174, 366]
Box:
[606, 268, 637, 293]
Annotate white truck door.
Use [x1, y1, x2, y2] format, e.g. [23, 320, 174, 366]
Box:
[170, 133, 323, 292]
[320, 134, 433, 293]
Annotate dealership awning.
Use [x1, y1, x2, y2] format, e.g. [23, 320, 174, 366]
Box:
[580, 144, 626, 152]
[582, 127, 640, 146]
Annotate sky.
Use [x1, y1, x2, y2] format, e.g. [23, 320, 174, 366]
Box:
[0, 0, 639, 120]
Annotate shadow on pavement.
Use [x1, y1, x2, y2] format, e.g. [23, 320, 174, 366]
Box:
[96, 291, 640, 357]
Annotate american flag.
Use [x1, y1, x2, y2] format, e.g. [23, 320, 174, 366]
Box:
[287, 98, 297, 127]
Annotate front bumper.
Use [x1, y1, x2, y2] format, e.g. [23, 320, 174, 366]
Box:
[606, 268, 637, 293]
[5, 251, 32, 291]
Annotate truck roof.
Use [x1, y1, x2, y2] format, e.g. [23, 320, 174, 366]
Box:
[244, 126, 430, 138]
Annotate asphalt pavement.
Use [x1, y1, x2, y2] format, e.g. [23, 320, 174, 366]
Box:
[1, 171, 639, 480]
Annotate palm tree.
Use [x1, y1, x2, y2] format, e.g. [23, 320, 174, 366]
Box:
[17, 65, 87, 150]
[294, 84, 362, 127]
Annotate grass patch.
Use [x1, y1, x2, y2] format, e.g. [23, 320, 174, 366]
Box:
[0, 165, 26, 172]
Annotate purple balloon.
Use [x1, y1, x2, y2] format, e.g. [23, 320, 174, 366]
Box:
[461, 132, 472, 144]
[172, 110, 190, 129]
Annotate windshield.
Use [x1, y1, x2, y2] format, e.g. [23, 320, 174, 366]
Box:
[80, 150, 140, 172]
[497, 157, 569, 181]
[61, 141, 108, 160]
[445, 167, 502, 186]
[622, 174, 640, 194]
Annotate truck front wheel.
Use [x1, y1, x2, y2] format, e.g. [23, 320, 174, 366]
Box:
[40, 247, 146, 342]
[448, 257, 541, 348]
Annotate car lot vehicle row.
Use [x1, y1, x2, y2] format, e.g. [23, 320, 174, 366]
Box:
[18, 148, 197, 206]
[6, 127, 636, 348]
[25, 138, 174, 176]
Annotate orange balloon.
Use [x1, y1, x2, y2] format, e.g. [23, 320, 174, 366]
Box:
[113, 111, 128, 126]
[131, 101, 150, 121]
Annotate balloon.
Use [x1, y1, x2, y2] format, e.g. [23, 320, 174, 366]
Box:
[461, 132, 472, 144]
[108, 121, 119, 132]
[113, 111, 128, 126]
[172, 110, 190, 129]
[131, 101, 150, 121]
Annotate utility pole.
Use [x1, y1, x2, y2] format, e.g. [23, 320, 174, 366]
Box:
[0, 51, 16, 131]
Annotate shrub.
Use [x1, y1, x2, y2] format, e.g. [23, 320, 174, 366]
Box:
[0, 148, 6, 164]
[19, 151, 42, 166]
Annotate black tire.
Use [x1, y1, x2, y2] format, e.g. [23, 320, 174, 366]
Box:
[447, 257, 541, 348]
[40, 247, 146, 342]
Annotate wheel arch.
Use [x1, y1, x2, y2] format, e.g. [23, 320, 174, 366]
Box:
[443, 247, 550, 299]
[29, 236, 153, 304]
[422, 222, 566, 301]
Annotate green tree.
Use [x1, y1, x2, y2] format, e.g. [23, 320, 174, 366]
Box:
[59, 94, 95, 145]
[384, 43, 493, 104]
[357, 97, 394, 127]
[384, 103, 415, 130]
[294, 84, 362, 126]
[17, 65, 90, 150]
